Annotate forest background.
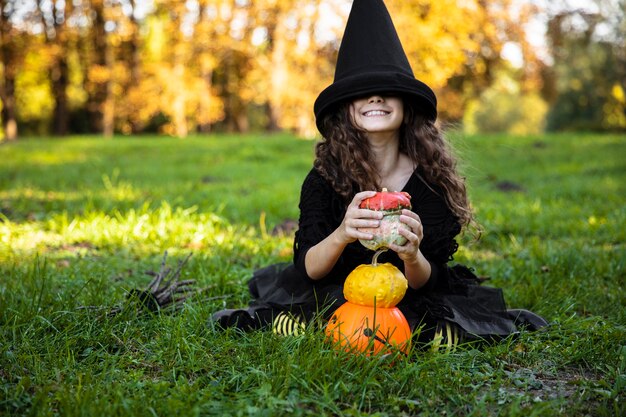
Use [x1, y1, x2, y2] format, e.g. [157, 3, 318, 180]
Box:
[0, 0, 625, 141]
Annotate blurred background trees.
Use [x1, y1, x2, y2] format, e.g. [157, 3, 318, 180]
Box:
[543, 0, 625, 131]
[0, 0, 624, 140]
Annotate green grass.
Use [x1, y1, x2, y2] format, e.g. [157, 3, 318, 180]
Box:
[0, 132, 624, 416]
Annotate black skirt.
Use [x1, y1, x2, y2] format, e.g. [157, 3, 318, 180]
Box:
[247, 262, 543, 341]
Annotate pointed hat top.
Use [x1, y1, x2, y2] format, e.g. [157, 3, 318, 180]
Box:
[314, 0, 437, 134]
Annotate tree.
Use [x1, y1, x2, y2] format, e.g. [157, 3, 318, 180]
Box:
[0, 0, 27, 140]
[85, 0, 114, 137]
[388, 0, 542, 122]
[35, 0, 74, 136]
[0, 0, 552, 137]
[464, 66, 548, 134]
[544, 1, 626, 131]
[249, 0, 341, 136]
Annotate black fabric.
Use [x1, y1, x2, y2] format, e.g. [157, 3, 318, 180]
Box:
[507, 309, 549, 331]
[314, 0, 437, 134]
[248, 262, 343, 322]
[334, 0, 413, 81]
[245, 259, 519, 339]
[242, 168, 547, 339]
[293, 168, 458, 286]
[291, 166, 461, 288]
[211, 306, 275, 331]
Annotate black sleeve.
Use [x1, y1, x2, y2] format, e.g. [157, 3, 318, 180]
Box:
[292, 169, 345, 279]
[292, 170, 462, 289]
[405, 174, 462, 292]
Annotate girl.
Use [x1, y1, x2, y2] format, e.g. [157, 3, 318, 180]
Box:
[211, 0, 547, 345]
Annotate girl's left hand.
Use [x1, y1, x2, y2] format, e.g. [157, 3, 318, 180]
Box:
[387, 209, 424, 264]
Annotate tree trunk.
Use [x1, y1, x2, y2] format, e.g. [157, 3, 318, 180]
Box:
[51, 55, 69, 136]
[42, 0, 72, 136]
[0, 0, 19, 140]
[0, 76, 18, 141]
[265, 103, 280, 132]
[127, 5, 143, 134]
[223, 55, 249, 133]
[235, 111, 249, 133]
[102, 40, 114, 137]
[88, 0, 113, 137]
[172, 50, 188, 138]
[198, 67, 213, 133]
[266, 7, 284, 132]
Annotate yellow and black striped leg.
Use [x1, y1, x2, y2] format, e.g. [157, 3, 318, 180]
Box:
[431, 321, 462, 353]
[272, 311, 306, 336]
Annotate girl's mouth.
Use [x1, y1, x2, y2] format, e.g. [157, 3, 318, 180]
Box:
[363, 110, 390, 117]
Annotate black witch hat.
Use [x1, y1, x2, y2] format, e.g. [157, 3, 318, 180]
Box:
[314, 0, 437, 134]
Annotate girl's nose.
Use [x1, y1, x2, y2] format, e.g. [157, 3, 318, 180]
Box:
[368, 95, 384, 103]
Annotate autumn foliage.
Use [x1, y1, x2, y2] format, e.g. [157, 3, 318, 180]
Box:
[0, 0, 623, 140]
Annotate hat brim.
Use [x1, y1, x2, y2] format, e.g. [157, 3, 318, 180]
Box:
[314, 71, 437, 134]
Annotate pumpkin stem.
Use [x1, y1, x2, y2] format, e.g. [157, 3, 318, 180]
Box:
[372, 249, 387, 266]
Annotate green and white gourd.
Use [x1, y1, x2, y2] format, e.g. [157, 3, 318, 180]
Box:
[358, 188, 412, 251]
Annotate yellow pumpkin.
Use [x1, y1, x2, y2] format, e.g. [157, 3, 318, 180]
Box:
[325, 302, 411, 355]
[343, 259, 408, 308]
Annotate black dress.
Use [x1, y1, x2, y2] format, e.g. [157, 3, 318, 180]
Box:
[246, 168, 546, 340]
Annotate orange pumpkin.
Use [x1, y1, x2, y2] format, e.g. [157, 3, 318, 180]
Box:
[325, 302, 411, 355]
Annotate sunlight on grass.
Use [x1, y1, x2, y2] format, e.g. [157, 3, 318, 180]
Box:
[100, 169, 145, 202]
[23, 150, 89, 166]
[0, 133, 624, 416]
[0, 201, 293, 267]
[0, 188, 85, 206]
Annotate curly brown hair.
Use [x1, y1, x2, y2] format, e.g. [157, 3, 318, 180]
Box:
[315, 99, 474, 230]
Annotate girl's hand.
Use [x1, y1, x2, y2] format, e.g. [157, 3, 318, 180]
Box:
[337, 191, 383, 244]
[388, 209, 424, 264]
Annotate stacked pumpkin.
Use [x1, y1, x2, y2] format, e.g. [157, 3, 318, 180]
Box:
[325, 190, 413, 355]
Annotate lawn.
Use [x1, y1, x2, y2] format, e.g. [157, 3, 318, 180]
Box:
[0, 132, 624, 416]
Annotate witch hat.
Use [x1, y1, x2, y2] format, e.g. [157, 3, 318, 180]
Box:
[314, 0, 437, 134]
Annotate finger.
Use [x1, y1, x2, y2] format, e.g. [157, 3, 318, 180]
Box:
[357, 208, 384, 219]
[387, 243, 405, 253]
[400, 214, 420, 228]
[346, 208, 383, 223]
[350, 218, 381, 229]
[387, 242, 414, 255]
[351, 191, 378, 206]
[401, 208, 420, 218]
[397, 227, 421, 246]
[400, 210, 422, 228]
[400, 210, 421, 223]
[354, 190, 378, 200]
[349, 229, 376, 240]
[397, 226, 414, 239]
[400, 216, 423, 237]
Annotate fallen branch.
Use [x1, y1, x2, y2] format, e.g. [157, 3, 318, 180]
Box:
[79, 251, 200, 317]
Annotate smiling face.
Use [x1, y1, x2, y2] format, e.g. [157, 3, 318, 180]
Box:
[349, 94, 404, 135]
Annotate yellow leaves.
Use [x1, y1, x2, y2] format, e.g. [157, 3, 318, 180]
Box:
[612, 84, 625, 104]
[144, 15, 168, 63]
[245, 0, 340, 135]
[389, 0, 489, 89]
[463, 70, 549, 134]
[601, 83, 626, 129]
[5, 0, 545, 137]
[119, 62, 225, 137]
[88, 65, 111, 84]
[15, 50, 54, 122]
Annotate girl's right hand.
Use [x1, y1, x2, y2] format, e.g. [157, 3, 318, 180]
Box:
[337, 191, 383, 244]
